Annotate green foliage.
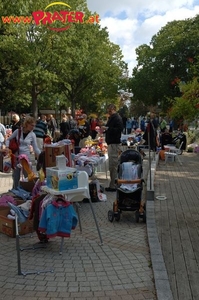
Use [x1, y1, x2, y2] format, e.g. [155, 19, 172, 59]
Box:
[187, 129, 199, 144]
[130, 15, 199, 118]
[0, 0, 126, 117]
[170, 78, 199, 121]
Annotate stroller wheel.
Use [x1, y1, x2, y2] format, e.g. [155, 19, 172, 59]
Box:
[143, 211, 146, 223]
[135, 210, 140, 223]
[108, 210, 114, 222]
[115, 211, 121, 222]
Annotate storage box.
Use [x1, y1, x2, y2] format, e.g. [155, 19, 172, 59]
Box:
[44, 144, 74, 168]
[0, 207, 33, 238]
[19, 178, 38, 192]
[0, 153, 12, 173]
[64, 144, 74, 167]
[46, 167, 78, 191]
[45, 145, 66, 167]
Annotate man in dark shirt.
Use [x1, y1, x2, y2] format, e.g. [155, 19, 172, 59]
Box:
[102, 104, 123, 192]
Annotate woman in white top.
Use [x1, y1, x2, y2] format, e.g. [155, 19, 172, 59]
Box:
[6, 116, 41, 189]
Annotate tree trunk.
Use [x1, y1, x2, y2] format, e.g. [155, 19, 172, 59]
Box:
[31, 85, 38, 119]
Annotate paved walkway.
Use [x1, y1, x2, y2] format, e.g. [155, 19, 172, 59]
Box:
[154, 152, 199, 300]
[0, 156, 156, 300]
[2, 151, 198, 300]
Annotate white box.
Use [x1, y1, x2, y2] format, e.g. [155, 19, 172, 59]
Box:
[56, 155, 67, 170]
[46, 167, 78, 191]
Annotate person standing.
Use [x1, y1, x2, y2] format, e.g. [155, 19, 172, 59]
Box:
[33, 114, 48, 151]
[59, 115, 70, 140]
[126, 118, 132, 134]
[47, 114, 57, 140]
[143, 112, 158, 151]
[5, 116, 41, 189]
[0, 122, 6, 148]
[11, 114, 21, 132]
[90, 117, 98, 139]
[78, 114, 90, 148]
[102, 104, 123, 192]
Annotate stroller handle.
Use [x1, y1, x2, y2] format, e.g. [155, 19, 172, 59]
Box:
[117, 178, 142, 184]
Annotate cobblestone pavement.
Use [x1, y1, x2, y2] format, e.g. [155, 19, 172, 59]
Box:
[0, 155, 157, 300]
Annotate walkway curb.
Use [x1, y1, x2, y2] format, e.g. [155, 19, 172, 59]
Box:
[146, 154, 174, 300]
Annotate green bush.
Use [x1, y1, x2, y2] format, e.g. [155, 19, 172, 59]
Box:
[187, 130, 199, 145]
[187, 147, 194, 152]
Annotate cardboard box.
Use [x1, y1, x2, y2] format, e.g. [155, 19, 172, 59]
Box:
[44, 144, 74, 168]
[0, 153, 12, 173]
[0, 207, 33, 238]
[46, 167, 78, 191]
[19, 178, 38, 192]
[45, 145, 66, 168]
[64, 144, 74, 167]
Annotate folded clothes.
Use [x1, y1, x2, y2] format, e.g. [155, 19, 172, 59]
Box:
[0, 195, 16, 206]
[9, 187, 31, 201]
[7, 202, 29, 223]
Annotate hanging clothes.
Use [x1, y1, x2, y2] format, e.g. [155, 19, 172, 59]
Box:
[38, 200, 78, 238]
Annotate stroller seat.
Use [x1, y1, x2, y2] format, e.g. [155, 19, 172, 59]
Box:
[118, 161, 142, 193]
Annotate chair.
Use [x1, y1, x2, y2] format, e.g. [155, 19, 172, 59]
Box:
[164, 142, 183, 165]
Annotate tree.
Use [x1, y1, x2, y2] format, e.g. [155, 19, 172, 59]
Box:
[129, 15, 199, 115]
[170, 78, 199, 122]
[0, 0, 126, 118]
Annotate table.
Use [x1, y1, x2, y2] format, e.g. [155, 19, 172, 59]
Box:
[76, 154, 108, 178]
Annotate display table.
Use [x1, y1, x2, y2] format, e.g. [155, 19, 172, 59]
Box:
[75, 153, 108, 178]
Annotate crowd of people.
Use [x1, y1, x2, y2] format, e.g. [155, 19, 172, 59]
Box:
[0, 108, 186, 193]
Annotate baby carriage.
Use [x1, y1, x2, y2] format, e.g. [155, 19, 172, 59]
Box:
[108, 149, 146, 223]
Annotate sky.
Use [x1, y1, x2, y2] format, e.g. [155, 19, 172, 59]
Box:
[86, 0, 199, 75]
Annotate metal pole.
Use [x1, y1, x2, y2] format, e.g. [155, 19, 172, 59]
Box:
[15, 216, 22, 275]
[147, 122, 152, 190]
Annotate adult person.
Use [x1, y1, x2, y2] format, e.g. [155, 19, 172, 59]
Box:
[102, 104, 123, 192]
[5, 116, 41, 189]
[20, 113, 26, 125]
[126, 118, 132, 134]
[140, 117, 146, 132]
[160, 117, 167, 133]
[0, 122, 6, 148]
[47, 114, 57, 140]
[33, 114, 48, 151]
[77, 114, 90, 148]
[143, 112, 159, 151]
[132, 118, 139, 131]
[161, 128, 173, 149]
[59, 115, 70, 140]
[11, 114, 21, 132]
[90, 117, 98, 139]
[69, 115, 77, 129]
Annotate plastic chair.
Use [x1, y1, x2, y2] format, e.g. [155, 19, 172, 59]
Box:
[164, 142, 183, 165]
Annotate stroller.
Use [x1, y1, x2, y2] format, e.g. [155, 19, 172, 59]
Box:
[172, 131, 187, 153]
[108, 149, 146, 223]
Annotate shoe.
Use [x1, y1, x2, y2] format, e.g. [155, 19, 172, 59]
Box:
[105, 187, 116, 192]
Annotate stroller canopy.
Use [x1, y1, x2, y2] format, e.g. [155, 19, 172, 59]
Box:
[119, 149, 142, 165]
